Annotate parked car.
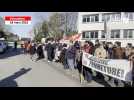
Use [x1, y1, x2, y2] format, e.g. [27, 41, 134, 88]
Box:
[0, 40, 8, 53]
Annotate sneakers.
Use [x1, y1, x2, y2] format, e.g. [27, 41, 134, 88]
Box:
[48, 60, 50, 63]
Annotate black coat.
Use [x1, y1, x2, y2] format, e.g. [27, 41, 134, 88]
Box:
[37, 45, 44, 58]
[45, 43, 55, 60]
[45, 43, 53, 53]
[59, 48, 67, 63]
[29, 46, 36, 55]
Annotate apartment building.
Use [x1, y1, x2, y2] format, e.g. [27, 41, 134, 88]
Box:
[77, 12, 134, 47]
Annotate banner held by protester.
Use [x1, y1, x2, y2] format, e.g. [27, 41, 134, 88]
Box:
[82, 52, 132, 82]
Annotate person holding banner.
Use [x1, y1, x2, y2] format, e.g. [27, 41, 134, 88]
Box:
[129, 47, 134, 86]
[66, 42, 77, 71]
[112, 42, 124, 59]
[82, 41, 94, 82]
[125, 43, 133, 59]
[109, 42, 125, 87]
[94, 42, 109, 81]
[94, 42, 107, 59]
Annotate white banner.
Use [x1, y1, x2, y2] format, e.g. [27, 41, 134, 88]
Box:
[82, 52, 133, 82]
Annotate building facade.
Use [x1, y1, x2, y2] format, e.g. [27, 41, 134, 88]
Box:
[78, 12, 134, 47]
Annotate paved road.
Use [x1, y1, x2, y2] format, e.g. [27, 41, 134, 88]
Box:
[0, 47, 106, 87]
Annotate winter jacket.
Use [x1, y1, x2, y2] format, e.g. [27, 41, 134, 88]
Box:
[113, 47, 124, 59]
[66, 46, 76, 59]
[59, 48, 67, 64]
[94, 47, 107, 59]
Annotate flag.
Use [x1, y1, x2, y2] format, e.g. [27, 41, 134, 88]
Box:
[71, 33, 82, 41]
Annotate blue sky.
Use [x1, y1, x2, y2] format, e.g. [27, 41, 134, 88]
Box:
[0, 12, 52, 38]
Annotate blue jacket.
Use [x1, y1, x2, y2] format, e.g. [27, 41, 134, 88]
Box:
[66, 46, 76, 59]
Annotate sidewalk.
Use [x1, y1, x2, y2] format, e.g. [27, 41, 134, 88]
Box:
[42, 59, 104, 87]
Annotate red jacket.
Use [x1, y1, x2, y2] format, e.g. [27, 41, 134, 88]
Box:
[83, 44, 91, 54]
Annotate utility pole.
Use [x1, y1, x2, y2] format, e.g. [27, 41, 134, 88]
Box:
[104, 16, 108, 42]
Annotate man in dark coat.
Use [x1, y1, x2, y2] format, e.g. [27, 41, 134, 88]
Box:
[59, 43, 69, 69]
[45, 41, 54, 62]
[36, 44, 44, 61]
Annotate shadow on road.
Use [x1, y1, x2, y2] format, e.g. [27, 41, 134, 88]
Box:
[0, 68, 32, 87]
[92, 76, 111, 87]
[0, 47, 23, 59]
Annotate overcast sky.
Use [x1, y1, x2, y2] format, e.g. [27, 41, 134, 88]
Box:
[0, 12, 52, 38]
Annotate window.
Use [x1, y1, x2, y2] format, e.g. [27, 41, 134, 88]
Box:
[123, 29, 133, 38]
[85, 32, 90, 38]
[82, 31, 98, 39]
[111, 13, 121, 21]
[91, 16, 95, 22]
[82, 32, 89, 38]
[82, 32, 85, 38]
[95, 15, 99, 21]
[102, 13, 121, 22]
[124, 13, 134, 20]
[101, 31, 106, 38]
[111, 30, 120, 38]
[102, 14, 111, 22]
[90, 31, 98, 38]
[83, 17, 86, 22]
[87, 17, 90, 22]
[82, 14, 99, 23]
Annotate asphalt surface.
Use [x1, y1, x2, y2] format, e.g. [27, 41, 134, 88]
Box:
[0, 47, 122, 87]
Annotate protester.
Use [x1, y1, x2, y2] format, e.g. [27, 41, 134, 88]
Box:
[24, 41, 28, 54]
[108, 42, 125, 86]
[27, 41, 32, 53]
[125, 43, 133, 59]
[29, 43, 36, 61]
[36, 43, 44, 61]
[94, 39, 100, 53]
[66, 42, 77, 70]
[45, 40, 54, 62]
[94, 42, 107, 59]
[129, 47, 134, 86]
[94, 42, 109, 81]
[107, 43, 114, 59]
[83, 41, 92, 54]
[75, 42, 83, 82]
[112, 42, 124, 59]
[53, 41, 62, 62]
[51, 41, 56, 60]
[23, 36, 134, 87]
[82, 41, 94, 82]
[59, 43, 69, 69]
[103, 41, 109, 51]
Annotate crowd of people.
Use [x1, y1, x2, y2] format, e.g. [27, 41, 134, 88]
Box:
[21, 39, 134, 86]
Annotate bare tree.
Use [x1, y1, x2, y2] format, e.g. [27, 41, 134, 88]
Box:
[48, 13, 64, 40]
[60, 12, 78, 36]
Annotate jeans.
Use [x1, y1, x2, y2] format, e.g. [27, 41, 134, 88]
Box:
[67, 59, 75, 70]
[83, 67, 92, 82]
